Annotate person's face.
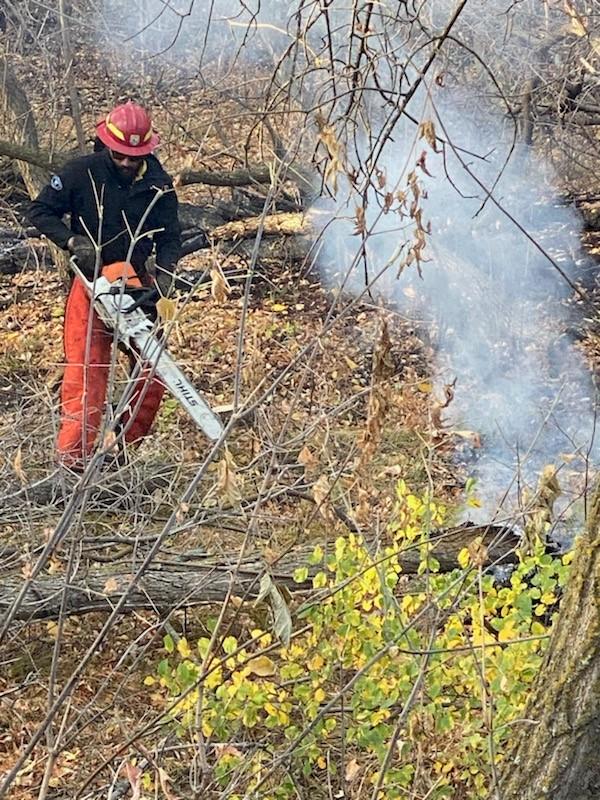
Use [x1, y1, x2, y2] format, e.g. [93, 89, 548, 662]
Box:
[109, 149, 144, 180]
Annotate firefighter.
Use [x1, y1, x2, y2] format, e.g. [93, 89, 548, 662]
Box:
[28, 100, 181, 469]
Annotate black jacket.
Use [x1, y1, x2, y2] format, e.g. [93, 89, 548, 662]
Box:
[28, 149, 181, 275]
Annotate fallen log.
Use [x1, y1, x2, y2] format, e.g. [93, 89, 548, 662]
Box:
[210, 211, 313, 241]
[176, 163, 318, 200]
[176, 165, 272, 188]
[0, 523, 518, 622]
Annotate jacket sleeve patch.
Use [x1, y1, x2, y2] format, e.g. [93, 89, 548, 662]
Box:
[50, 175, 63, 191]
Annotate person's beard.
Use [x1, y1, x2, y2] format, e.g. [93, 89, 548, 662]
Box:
[116, 164, 137, 183]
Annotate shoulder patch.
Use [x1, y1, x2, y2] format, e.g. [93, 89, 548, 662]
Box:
[50, 175, 63, 191]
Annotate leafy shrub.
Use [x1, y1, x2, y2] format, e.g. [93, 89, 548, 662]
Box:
[146, 481, 572, 798]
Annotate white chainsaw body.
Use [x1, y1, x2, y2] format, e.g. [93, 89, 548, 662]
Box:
[89, 274, 223, 441]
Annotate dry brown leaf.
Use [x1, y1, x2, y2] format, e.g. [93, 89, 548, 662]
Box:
[353, 205, 366, 236]
[124, 763, 142, 800]
[564, 0, 588, 36]
[419, 120, 440, 152]
[175, 501, 190, 523]
[467, 536, 488, 568]
[102, 429, 118, 453]
[317, 114, 344, 193]
[214, 449, 242, 506]
[104, 577, 118, 594]
[442, 378, 457, 408]
[13, 446, 25, 485]
[214, 743, 244, 760]
[210, 266, 231, 304]
[312, 473, 330, 507]
[298, 445, 319, 472]
[345, 758, 361, 783]
[158, 767, 180, 800]
[431, 402, 445, 431]
[47, 557, 63, 575]
[454, 430, 482, 448]
[313, 474, 335, 523]
[156, 296, 177, 322]
[354, 485, 371, 526]
[416, 150, 434, 177]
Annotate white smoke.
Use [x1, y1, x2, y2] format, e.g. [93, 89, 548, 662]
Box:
[95, 0, 599, 524]
[313, 1, 600, 525]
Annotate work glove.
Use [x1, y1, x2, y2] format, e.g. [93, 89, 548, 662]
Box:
[67, 235, 96, 279]
[155, 264, 176, 297]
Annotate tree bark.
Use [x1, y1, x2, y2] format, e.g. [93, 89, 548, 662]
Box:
[0, 52, 49, 196]
[0, 522, 517, 622]
[210, 211, 313, 241]
[498, 487, 600, 799]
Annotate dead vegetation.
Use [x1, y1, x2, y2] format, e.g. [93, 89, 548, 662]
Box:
[1, 1, 600, 798]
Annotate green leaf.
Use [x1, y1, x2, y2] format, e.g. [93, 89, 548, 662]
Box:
[164, 634, 175, 653]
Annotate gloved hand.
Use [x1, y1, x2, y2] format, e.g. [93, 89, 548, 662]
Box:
[67, 235, 96, 279]
[155, 264, 175, 296]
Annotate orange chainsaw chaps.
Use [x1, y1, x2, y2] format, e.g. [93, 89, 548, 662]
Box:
[56, 272, 163, 469]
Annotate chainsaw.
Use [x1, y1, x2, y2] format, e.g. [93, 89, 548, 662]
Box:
[70, 257, 224, 441]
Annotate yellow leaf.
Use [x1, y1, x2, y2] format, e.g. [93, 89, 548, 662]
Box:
[417, 381, 433, 393]
[247, 655, 277, 677]
[156, 297, 177, 322]
[271, 303, 287, 313]
[498, 621, 516, 642]
[177, 638, 192, 658]
[457, 547, 470, 569]
[47, 557, 63, 575]
[143, 676, 156, 686]
[307, 653, 324, 671]
[314, 687, 326, 703]
[46, 621, 59, 638]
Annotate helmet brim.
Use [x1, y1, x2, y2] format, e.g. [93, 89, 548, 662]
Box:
[96, 121, 160, 156]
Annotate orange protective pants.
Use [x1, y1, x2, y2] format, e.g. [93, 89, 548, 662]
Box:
[56, 278, 165, 467]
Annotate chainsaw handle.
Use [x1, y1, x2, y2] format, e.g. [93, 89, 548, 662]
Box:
[110, 286, 159, 314]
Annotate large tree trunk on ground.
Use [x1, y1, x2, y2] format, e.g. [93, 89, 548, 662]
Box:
[0, 522, 517, 622]
[498, 488, 600, 800]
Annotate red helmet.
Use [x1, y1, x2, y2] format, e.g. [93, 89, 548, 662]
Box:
[96, 101, 159, 156]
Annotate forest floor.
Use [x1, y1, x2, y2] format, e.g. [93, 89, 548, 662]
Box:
[2, 53, 600, 796]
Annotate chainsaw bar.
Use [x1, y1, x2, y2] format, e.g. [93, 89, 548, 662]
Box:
[75, 264, 223, 441]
